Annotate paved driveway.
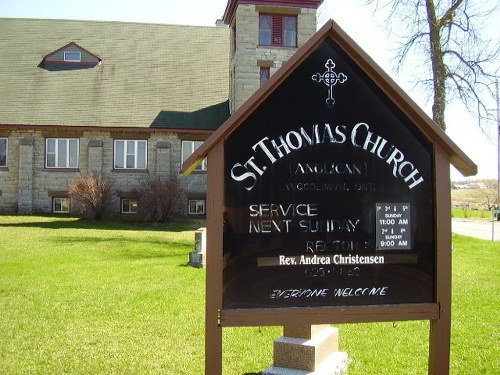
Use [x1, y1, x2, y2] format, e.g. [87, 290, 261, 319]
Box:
[451, 219, 500, 241]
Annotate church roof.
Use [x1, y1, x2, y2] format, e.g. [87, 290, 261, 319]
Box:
[0, 18, 230, 131]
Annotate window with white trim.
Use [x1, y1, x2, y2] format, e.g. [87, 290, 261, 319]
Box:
[46, 138, 79, 168]
[64, 51, 81, 62]
[259, 14, 297, 47]
[53, 197, 70, 213]
[189, 200, 206, 215]
[182, 141, 207, 171]
[121, 198, 139, 214]
[114, 140, 147, 170]
[0, 138, 7, 167]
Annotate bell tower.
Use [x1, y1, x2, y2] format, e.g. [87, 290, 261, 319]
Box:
[222, 0, 324, 113]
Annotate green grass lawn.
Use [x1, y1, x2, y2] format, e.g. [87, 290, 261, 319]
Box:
[452, 208, 493, 220]
[0, 215, 498, 374]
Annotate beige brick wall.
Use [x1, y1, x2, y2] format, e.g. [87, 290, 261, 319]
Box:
[230, 4, 318, 112]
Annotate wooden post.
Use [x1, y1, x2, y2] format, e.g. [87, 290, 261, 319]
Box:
[428, 146, 452, 375]
[205, 142, 224, 375]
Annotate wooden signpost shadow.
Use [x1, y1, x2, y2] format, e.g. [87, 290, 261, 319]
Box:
[183, 20, 476, 375]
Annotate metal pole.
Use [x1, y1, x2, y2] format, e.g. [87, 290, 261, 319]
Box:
[496, 79, 499, 212]
[493, 211, 496, 240]
[494, 79, 499, 241]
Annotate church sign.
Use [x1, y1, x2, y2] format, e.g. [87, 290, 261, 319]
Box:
[223, 40, 435, 310]
[183, 20, 476, 375]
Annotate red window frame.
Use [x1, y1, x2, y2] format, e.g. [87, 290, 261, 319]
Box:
[259, 14, 297, 47]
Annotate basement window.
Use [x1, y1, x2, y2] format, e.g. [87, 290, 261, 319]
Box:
[53, 197, 70, 213]
[189, 200, 206, 215]
[121, 198, 139, 214]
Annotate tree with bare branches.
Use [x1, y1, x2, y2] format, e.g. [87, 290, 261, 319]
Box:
[365, 0, 499, 130]
[69, 172, 112, 220]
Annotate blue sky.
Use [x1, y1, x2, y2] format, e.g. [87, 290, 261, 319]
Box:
[1, 0, 498, 180]
[0, 0, 230, 26]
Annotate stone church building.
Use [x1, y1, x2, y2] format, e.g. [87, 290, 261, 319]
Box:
[0, 0, 323, 216]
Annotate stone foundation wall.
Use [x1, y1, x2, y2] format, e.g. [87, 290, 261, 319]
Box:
[0, 129, 206, 215]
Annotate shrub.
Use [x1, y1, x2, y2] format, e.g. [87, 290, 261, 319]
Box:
[139, 177, 184, 223]
[463, 207, 472, 218]
[69, 172, 112, 220]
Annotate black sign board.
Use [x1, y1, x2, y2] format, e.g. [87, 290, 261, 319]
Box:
[223, 39, 435, 309]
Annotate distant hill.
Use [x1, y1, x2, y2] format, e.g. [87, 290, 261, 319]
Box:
[451, 179, 497, 210]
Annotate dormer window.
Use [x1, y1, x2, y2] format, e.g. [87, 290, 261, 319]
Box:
[64, 51, 81, 62]
[40, 42, 101, 70]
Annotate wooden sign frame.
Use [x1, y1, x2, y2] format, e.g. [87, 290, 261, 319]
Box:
[183, 20, 476, 375]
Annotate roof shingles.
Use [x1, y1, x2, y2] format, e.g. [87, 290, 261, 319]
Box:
[0, 18, 230, 130]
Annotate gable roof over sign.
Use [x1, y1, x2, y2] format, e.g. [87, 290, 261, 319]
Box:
[0, 18, 230, 130]
[183, 20, 476, 177]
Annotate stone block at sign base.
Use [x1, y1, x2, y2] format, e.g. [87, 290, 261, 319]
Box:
[263, 325, 348, 375]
